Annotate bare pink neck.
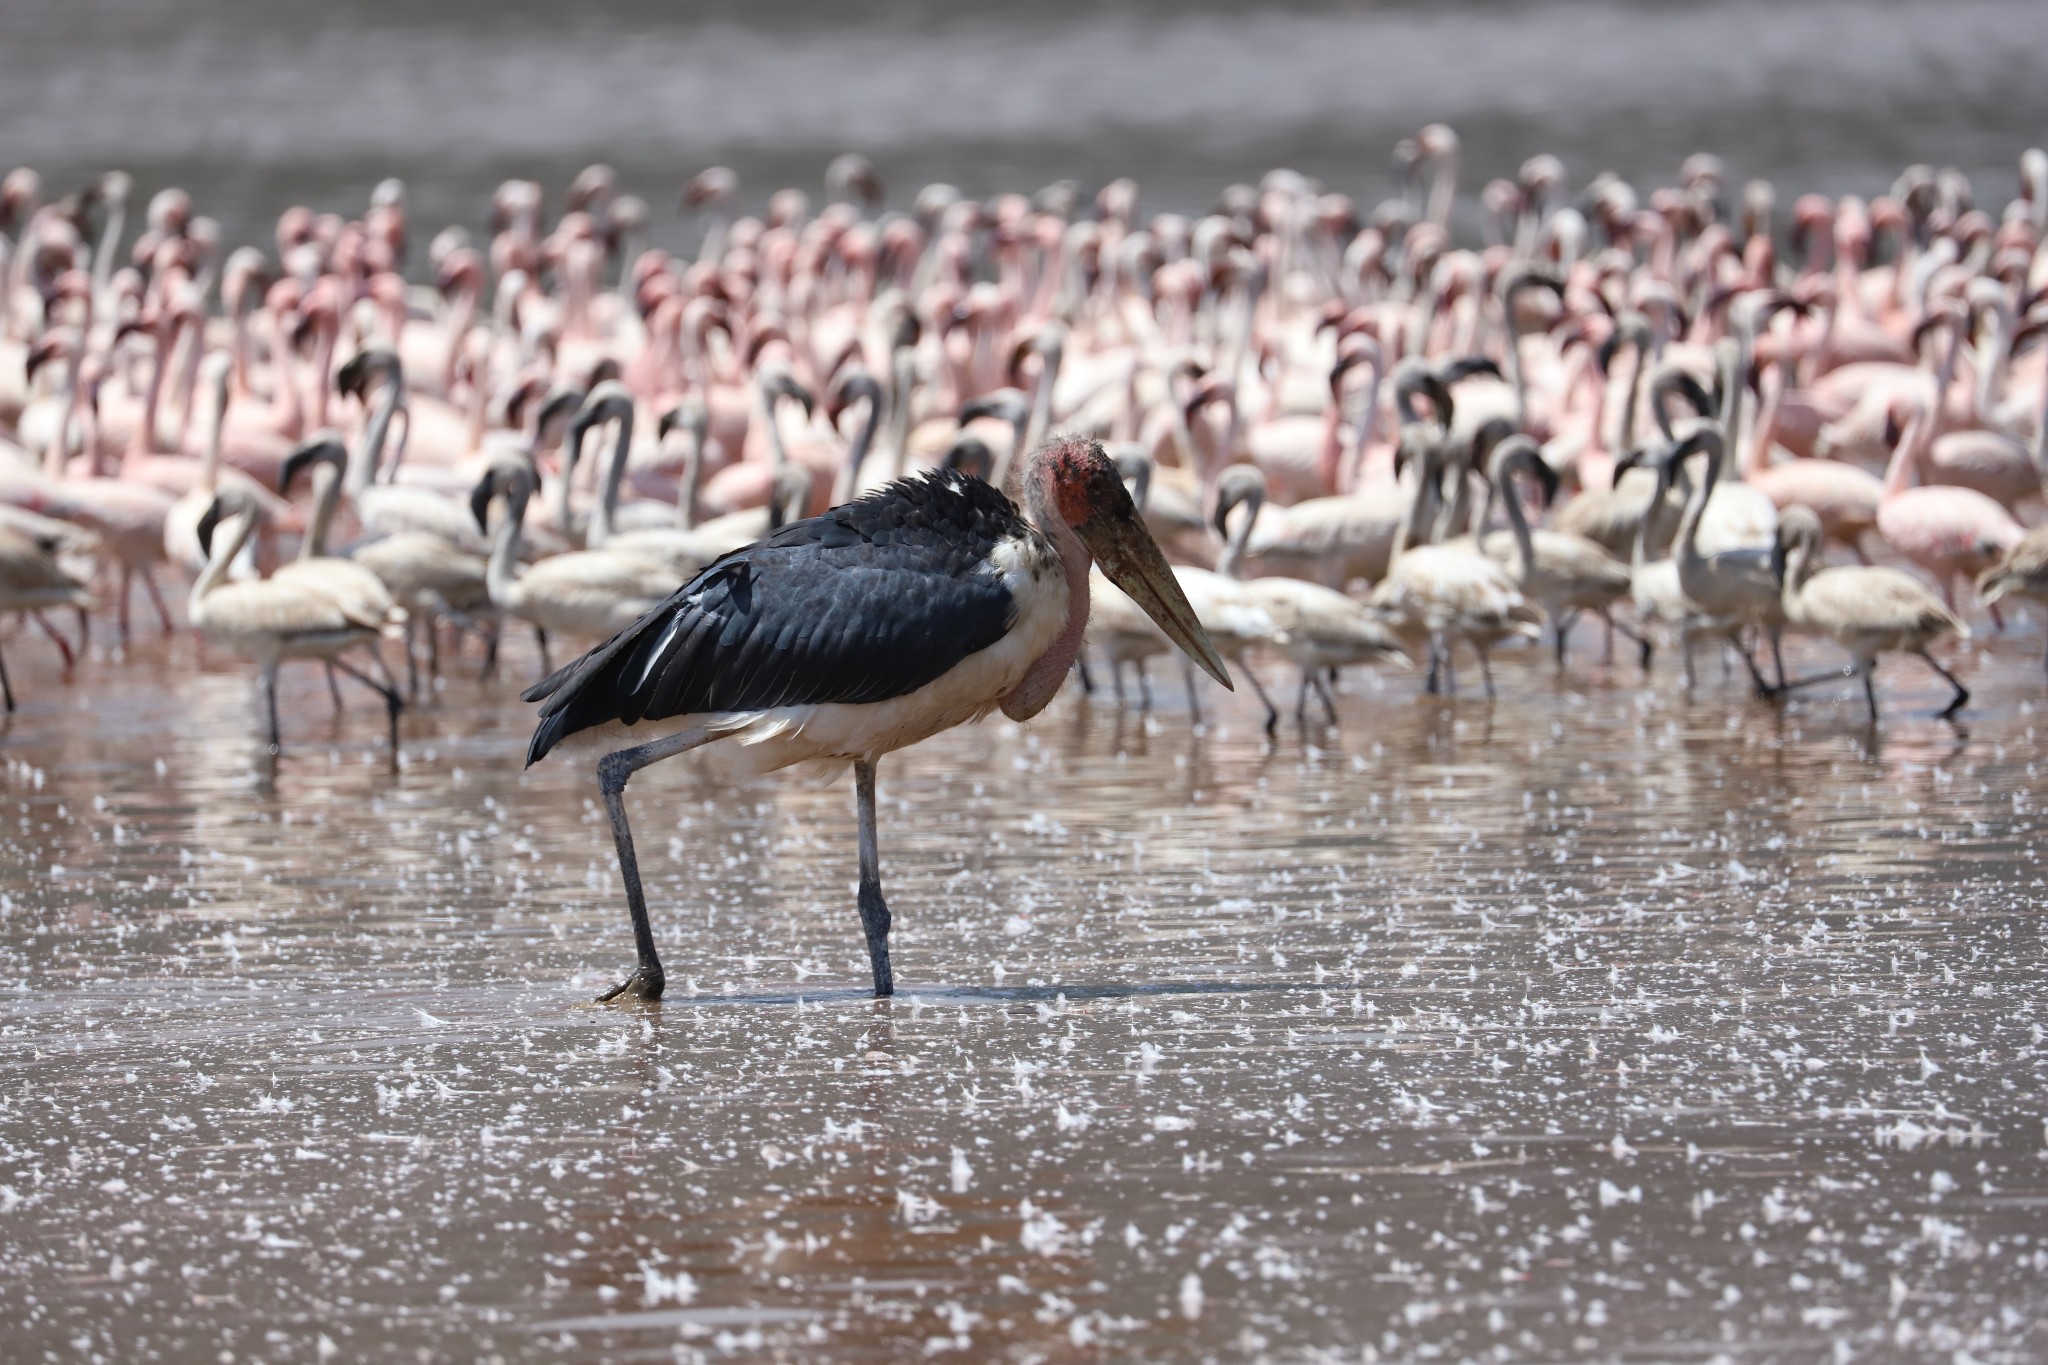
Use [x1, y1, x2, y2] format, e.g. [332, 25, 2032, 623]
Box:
[1001, 505, 1090, 722]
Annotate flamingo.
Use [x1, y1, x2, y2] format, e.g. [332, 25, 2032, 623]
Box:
[189, 485, 403, 754]
[0, 522, 94, 711]
[1211, 466, 1406, 725]
[1875, 394, 2024, 617]
[1772, 505, 1969, 719]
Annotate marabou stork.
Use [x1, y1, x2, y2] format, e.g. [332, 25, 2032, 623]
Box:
[524, 437, 1229, 1002]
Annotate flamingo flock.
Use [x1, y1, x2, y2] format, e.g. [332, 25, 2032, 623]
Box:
[1, 134, 2046, 738]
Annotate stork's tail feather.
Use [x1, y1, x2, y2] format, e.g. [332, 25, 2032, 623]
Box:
[521, 592, 685, 766]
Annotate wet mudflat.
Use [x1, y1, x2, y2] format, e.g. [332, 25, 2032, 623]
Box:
[2, 624, 2046, 1363]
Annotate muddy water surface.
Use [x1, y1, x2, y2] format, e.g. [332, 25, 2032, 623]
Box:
[2, 626, 2046, 1362]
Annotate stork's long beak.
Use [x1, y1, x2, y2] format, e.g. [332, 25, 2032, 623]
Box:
[1078, 510, 1232, 690]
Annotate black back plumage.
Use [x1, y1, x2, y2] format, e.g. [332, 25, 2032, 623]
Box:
[523, 469, 1031, 765]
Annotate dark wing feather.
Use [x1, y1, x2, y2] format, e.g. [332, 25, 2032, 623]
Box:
[523, 470, 1028, 766]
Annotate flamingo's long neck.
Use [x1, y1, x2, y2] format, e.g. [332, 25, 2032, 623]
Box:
[269, 311, 303, 437]
[301, 462, 342, 561]
[678, 417, 706, 531]
[886, 346, 916, 480]
[1882, 406, 1926, 500]
[1503, 307, 1528, 428]
[1676, 434, 1721, 565]
[441, 284, 477, 396]
[1343, 360, 1385, 493]
[1630, 465, 1668, 574]
[200, 371, 228, 493]
[191, 508, 253, 610]
[1001, 480, 1091, 722]
[1783, 530, 1820, 605]
[594, 407, 636, 545]
[171, 310, 206, 450]
[1497, 455, 1537, 582]
[1217, 490, 1258, 580]
[1389, 438, 1441, 566]
[836, 392, 882, 504]
[486, 482, 528, 608]
[351, 368, 403, 497]
[1312, 394, 1345, 492]
[308, 319, 337, 430]
[91, 193, 124, 301]
[1746, 364, 1784, 479]
[132, 319, 170, 457]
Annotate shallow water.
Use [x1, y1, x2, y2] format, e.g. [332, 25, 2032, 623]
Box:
[6, 0, 2047, 259]
[2, 618, 2047, 1362]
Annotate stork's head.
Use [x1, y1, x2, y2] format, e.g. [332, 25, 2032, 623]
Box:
[1025, 437, 1230, 690]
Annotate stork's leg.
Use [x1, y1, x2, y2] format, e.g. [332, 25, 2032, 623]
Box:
[479, 623, 500, 680]
[593, 725, 717, 1003]
[117, 566, 134, 642]
[1477, 644, 1496, 700]
[1919, 650, 1969, 718]
[1768, 626, 1787, 690]
[1137, 661, 1153, 711]
[534, 625, 551, 674]
[324, 664, 346, 712]
[1989, 601, 2006, 633]
[1423, 633, 1443, 695]
[1181, 659, 1202, 722]
[1076, 657, 1095, 695]
[1295, 670, 1312, 722]
[0, 638, 14, 712]
[330, 657, 403, 753]
[852, 758, 894, 998]
[1861, 661, 1880, 720]
[1238, 661, 1279, 733]
[403, 618, 421, 699]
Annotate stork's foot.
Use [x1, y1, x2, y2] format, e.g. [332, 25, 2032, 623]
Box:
[596, 963, 665, 1003]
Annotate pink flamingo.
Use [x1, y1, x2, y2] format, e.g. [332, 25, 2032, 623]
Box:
[1746, 333, 1884, 561]
[42, 351, 178, 640]
[1237, 346, 1378, 504]
[1876, 394, 2022, 620]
